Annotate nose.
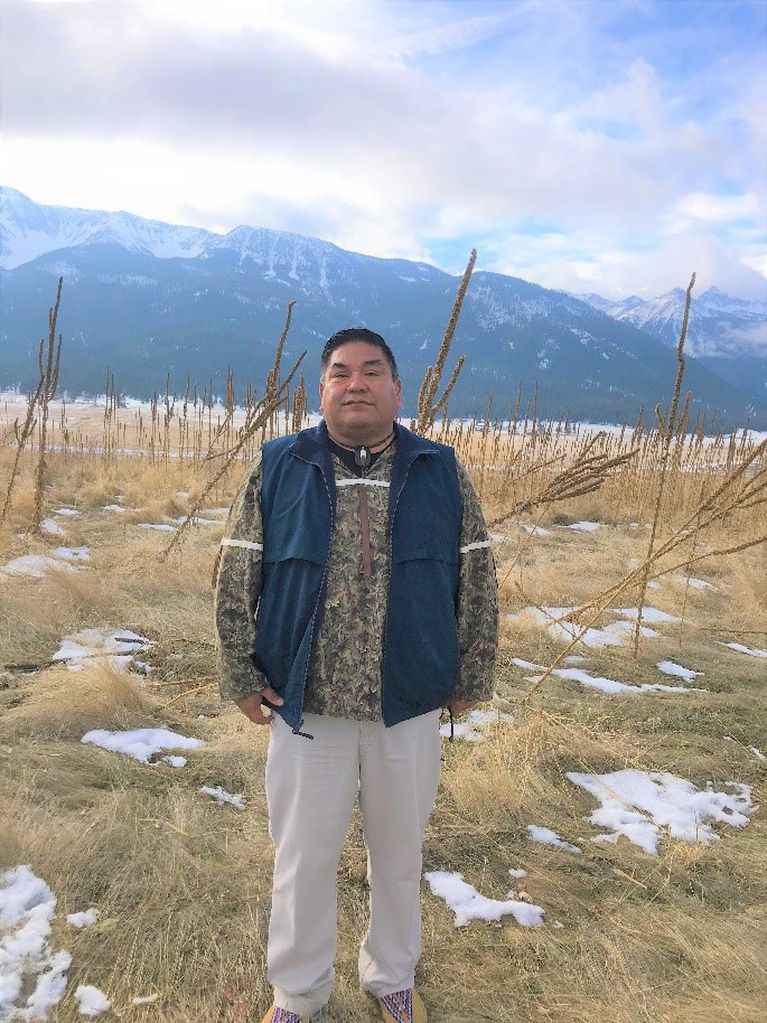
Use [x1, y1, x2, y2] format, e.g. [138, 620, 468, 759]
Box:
[346, 372, 369, 391]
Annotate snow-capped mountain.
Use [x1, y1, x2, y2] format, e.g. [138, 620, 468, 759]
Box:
[1, 188, 765, 428]
[576, 286, 767, 404]
[0, 187, 213, 268]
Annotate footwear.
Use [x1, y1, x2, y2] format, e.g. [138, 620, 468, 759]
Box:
[261, 1007, 303, 1023]
[379, 988, 427, 1023]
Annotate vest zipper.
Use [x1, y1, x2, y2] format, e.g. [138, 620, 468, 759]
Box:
[291, 455, 336, 740]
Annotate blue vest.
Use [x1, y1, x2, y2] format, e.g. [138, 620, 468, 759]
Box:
[254, 421, 463, 733]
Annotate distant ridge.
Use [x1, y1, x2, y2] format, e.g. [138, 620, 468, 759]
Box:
[1, 187, 765, 428]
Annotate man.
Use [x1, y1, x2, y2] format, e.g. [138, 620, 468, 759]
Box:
[214, 328, 498, 1023]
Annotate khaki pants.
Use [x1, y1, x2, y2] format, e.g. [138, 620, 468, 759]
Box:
[265, 710, 442, 1018]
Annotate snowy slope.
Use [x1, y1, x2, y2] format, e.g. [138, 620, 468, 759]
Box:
[0, 187, 213, 268]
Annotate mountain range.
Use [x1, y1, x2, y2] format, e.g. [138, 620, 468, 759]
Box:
[1, 187, 765, 428]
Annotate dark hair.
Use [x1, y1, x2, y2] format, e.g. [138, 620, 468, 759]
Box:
[321, 328, 398, 380]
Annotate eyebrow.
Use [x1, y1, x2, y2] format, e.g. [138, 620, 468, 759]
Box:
[329, 358, 385, 370]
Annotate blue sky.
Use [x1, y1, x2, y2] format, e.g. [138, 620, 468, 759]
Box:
[2, 0, 765, 298]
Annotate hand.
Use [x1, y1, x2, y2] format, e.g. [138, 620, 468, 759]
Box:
[447, 699, 476, 718]
[235, 687, 284, 725]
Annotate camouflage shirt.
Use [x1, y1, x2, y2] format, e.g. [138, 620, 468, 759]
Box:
[213, 438, 498, 719]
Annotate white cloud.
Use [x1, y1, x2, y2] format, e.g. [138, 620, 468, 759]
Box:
[1, 0, 765, 299]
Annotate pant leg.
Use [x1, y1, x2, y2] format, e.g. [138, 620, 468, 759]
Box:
[266, 713, 361, 1018]
[357, 710, 442, 998]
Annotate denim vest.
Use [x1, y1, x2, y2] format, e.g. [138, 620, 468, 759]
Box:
[254, 421, 462, 733]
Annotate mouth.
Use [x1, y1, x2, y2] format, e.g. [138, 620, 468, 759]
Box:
[343, 400, 373, 407]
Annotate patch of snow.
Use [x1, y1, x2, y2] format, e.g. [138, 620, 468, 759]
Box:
[656, 660, 703, 682]
[67, 908, 98, 929]
[563, 655, 588, 665]
[53, 507, 79, 517]
[615, 607, 680, 624]
[0, 865, 71, 1021]
[136, 522, 176, 532]
[717, 642, 767, 659]
[488, 532, 508, 544]
[51, 546, 90, 562]
[170, 515, 219, 526]
[510, 607, 660, 648]
[200, 507, 229, 517]
[101, 504, 125, 513]
[424, 870, 544, 927]
[162, 755, 187, 768]
[511, 657, 546, 672]
[508, 868, 527, 879]
[75, 984, 111, 1017]
[440, 709, 514, 742]
[198, 785, 246, 812]
[532, 665, 703, 696]
[520, 524, 551, 536]
[567, 768, 757, 855]
[131, 994, 159, 1005]
[527, 825, 581, 854]
[671, 575, 718, 591]
[566, 521, 602, 532]
[52, 627, 151, 672]
[2, 554, 78, 578]
[81, 727, 205, 764]
[749, 747, 766, 763]
[41, 518, 65, 536]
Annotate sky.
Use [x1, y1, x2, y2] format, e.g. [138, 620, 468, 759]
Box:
[1, 0, 766, 299]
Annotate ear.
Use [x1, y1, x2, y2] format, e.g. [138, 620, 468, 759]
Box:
[318, 379, 325, 409]
[394, 377, 402, 408]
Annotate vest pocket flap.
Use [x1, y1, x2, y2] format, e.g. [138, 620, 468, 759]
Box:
[391, 530, 458, 564]
[261, 533, 327, 565]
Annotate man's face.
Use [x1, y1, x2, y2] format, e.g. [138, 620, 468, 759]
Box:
[319, 341, 402, 444]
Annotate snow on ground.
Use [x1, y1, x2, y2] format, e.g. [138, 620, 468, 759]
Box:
[67, 908, 98, 929]
[52, 508, 79, 517]
[750, 747, 766, 763]
[170, 514, 220, 526]
[201, 507, 229, 517]
[162, 755, 187, 768]
[615, 607, 680, 624]
[671, 575, 718, 591]
[717, 642, 767, 659]
[198, 785, 246, 812]
[2, 554, 79, 579]
[509, 607, 660, 648]
[0, 865, 71, 1021]
[566, 521, 602, 532]
[657, 660, 703, 682]
[512, 657, 546, 672]
[52, 628, 151, 672]
[136, 522, 176, 532]
[520, 524, 551, 536]
[101, 504, 125, 512]
[424, 870, 545, 927]
[525, 665, 704, 696]
[527, 825, 581, 854]
[41, 518, 65, 536]
[439, 709, 514, 742]
[81, 727, 205, 764]
[508, 868, 527, 879]
[51, 546, 90, 562]
[75, 984, 111, 1017]
[131, 994, 159, 1005]
[567, 769, 757, 855]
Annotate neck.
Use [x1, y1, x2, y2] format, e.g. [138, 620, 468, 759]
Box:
[326, 425, 395, 452]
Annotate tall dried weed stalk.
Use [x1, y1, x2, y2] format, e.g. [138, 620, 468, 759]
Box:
[1, 276, 63, 532]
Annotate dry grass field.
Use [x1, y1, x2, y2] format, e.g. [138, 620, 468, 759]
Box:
[1, 392, 766, 1023]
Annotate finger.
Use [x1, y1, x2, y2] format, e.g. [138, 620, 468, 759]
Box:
[260, 686, 284, 706]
